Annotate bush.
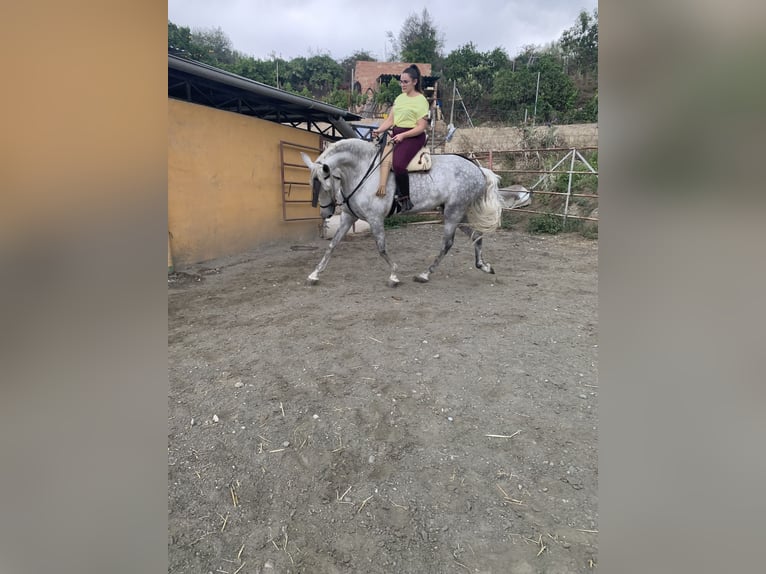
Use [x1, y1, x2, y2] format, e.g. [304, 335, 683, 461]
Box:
[500, 211, 524, 230]
[528, 214, 563, 234]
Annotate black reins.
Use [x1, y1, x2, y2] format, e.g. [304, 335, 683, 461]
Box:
[316, 135, 393, 220]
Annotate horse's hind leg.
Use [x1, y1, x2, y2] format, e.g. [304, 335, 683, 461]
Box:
[459, 224, 495, 274]
[307, 212, 356, 285]
[414, 218, 459, 283]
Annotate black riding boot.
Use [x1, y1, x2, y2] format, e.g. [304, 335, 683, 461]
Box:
[394, 172, 413, 212]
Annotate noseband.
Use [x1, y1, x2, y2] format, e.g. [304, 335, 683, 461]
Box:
[312, 175, 336, 210]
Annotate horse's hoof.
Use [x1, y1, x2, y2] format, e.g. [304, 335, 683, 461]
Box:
[413, 273, 429, 283]
[306, 278, 319, 286]
[387, 279, 400, 288]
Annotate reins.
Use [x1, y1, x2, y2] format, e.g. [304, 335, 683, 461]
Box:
[327, 136, 394, 219]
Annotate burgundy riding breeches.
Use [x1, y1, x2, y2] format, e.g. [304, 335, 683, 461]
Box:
[391, 126, 426, 174]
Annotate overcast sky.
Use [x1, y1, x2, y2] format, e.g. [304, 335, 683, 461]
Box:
[168, 0, 598, 61]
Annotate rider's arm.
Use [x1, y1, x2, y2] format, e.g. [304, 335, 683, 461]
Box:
[371, 109, 395, 138]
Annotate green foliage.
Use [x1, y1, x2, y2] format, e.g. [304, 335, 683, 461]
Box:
[442, 43, 510, 117]
[560, 9, 599, 81]
[304, 55, 344, 95]
[297, 87, 313, 98]
[223, 55, 275, 84]
[585, 151, 598, 170]
[491, 52, 577, 123]
[279, 55, 344, 96]
[168, 22, 195, 56]
[322, 89, 355, 109]
[376, 77, 403, 106]
[527, 213, 596, 238]
[169, 21, 212, 63]
[551, 151, 598, 193]
[528, 214, 563, 234]
[192, 26, 236, 66]
[398, 9, 444, 64]
[585, 91, 598, 120]
[566, 91, 598, 123]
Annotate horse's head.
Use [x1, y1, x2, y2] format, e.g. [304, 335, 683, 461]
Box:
[301, 152, 340, 219]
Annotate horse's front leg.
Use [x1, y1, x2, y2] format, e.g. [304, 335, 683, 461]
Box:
[459, 224, 494, 274]
[307, 212, 356, 285]
[368, 218, 400, 287]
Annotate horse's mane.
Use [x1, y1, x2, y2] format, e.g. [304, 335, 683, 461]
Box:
[324, 138, 376, 158]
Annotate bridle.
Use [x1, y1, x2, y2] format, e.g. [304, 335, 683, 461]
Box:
[312, 136, 394, 220]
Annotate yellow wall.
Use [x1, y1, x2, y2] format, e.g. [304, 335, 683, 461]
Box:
[168, 99, 322, 268]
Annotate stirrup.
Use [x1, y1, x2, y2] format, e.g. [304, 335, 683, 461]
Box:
[397, 196, 413, 212]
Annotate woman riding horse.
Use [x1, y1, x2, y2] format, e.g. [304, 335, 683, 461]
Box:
[371, 64, 430, 213]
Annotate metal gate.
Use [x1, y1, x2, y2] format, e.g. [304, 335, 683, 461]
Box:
[279, 140, 324, 222]
[477, 146, 598, 223]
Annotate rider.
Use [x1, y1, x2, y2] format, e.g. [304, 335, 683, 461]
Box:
[372, 64, 430, 213]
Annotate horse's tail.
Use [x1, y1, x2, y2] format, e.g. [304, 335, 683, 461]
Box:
[466, 168, 503, 234]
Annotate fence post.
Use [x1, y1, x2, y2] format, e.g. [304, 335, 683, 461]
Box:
[563, 148, 577, 225]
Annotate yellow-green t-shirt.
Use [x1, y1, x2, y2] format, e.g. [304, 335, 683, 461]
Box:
[393, 93, 430, 128]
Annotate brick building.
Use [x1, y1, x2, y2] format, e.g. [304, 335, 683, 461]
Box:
[353, 61, 432, 96]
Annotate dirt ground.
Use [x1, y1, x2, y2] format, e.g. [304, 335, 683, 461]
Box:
[168, 224, 598, 574]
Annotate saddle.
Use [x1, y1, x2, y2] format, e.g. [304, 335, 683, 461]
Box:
[380, 137, 431, 173]
[405, 148, 432, 172]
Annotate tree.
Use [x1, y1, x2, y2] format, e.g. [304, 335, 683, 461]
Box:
[322, 88, 365, 109]
[376, 77, 402, 106]
[491, 52, 577, 123]
[396, 9, 444, 64]
[191, 26, 235, 66]
[225, 55, 279, 85]
[168, 21, 206, 62]
[303, 55, 344, 96]
[384, 31, 400, 62]
[560, 9, 598, 81]
[442, 43, 510, 118]
[168, 21, 192, 54]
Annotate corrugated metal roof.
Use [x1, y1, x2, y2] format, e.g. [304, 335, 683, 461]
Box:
[168, 54, 361, 140]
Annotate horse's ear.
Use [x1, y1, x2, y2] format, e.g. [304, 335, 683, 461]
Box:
[300, 152, 315, 169]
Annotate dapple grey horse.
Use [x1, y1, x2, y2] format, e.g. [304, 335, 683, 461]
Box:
[301, 138, 503, 287]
